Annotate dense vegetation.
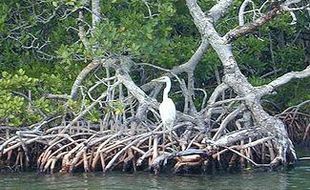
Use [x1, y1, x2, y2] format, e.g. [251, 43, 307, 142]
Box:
[0, 0, 309, 174]
[0, 0, 308, 127]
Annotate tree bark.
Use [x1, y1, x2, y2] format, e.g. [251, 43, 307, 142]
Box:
[185, 0, 309, 164]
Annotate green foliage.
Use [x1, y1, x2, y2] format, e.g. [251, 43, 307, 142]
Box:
[0, 69, 38, 90]
[263, 78, 310, 109]
[86, 109, 101, 123]
[0, 92, 25, 126]
[229, 6, 308, 107]
[92, 0, 198, 67]
[248, 76, 271, 86]
[0, 3, 8, 33]
[0, 70, 41, 126]
[105, 100, 126, 116]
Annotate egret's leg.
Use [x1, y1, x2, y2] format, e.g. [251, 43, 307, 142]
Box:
[162, 125, 166, 152]
[166, 124, 173, 141]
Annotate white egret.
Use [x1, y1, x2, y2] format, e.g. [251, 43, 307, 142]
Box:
[152, 76, 176, 137]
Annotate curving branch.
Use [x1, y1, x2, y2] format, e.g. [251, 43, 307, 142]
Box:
[212, 105, 246, 140]
[258, 66, 310, 96]
[171, 39, 209, 74]
[238, 0, 256, 26]
[208, 0, 234, 22]
[224, 5, 282, 43]
[70, 58, 117, 99]
[213, 128, 267, 146]
[70, 0, 103, 100]
[78, 10, 90, 51]
[116, 68, 156, 107]
[91, 0, 101, 30]
[185, 0, 208, 34]
[185, 0, 302, 165]
[70, 60, 100, 100]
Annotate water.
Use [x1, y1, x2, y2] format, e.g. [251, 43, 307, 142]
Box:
[0, 160, 309, 190]
[1, 148, 309, 190]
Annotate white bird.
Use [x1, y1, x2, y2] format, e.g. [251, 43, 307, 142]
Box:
[152, 76, 176, 135]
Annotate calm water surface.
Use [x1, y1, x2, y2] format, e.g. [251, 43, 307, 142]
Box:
[0, 154, 309, 190]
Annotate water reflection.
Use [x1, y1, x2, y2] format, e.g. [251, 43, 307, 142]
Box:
[0, 161, 309, 190]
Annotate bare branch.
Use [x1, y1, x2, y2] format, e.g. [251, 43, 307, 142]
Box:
[238, 0, 256, 26]
[142, 0, 153, 18]
[59, 81, 120, 136]
[171, 39, 209, 74]
[213, 128, 266, 146]
[208, 0, 234, 22]
[212, 105, 246, 140]
[203, 83, 229, 120]
[91, 0, 101, 29]
[78, 10, 90, 50]
[45, 94, 70, 100]
[70, 58, 118, 100]
[224, 5, 282, 43]
[185, 0, 208, 34]
[258, 66, 310, 96]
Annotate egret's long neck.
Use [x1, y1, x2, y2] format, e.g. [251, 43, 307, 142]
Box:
[163, 79, 171, 101]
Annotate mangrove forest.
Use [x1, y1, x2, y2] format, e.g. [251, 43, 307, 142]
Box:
[0, 0, 309, 175]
